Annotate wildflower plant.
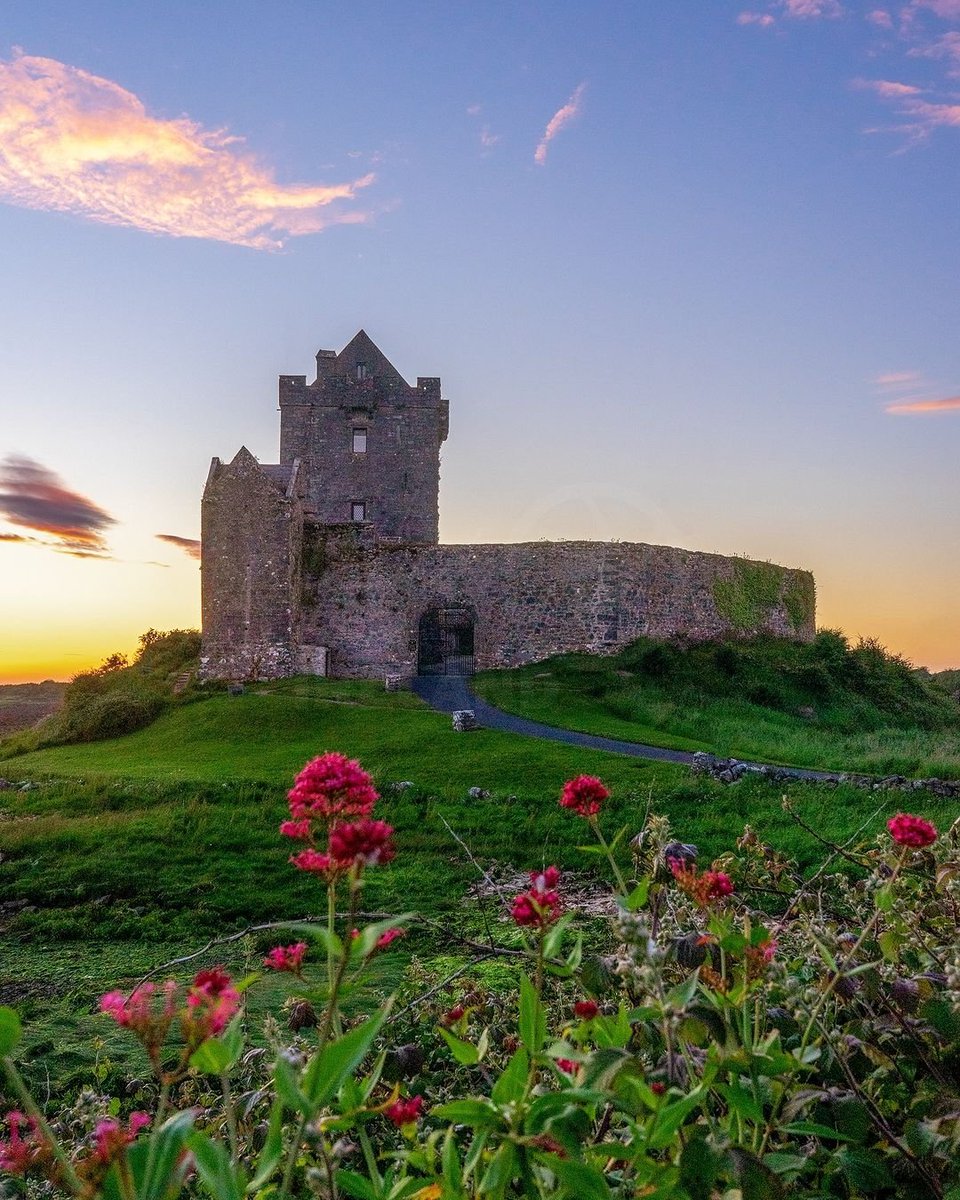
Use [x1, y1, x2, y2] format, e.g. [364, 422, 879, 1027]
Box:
[1, 754, 958, 1200]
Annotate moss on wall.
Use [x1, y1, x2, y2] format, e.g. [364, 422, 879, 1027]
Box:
[713, 559, 786, 632]
[783, 573, 816, 635]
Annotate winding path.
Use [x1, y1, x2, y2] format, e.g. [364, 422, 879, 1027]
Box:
[410, 675, 831, 781]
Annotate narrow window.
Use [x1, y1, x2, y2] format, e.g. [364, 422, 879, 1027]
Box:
[356, 363, 368, 380]
[351, 501, 367, 522]
[352, 427, 367, 453]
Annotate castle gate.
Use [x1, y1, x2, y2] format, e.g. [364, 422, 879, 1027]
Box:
[417, 607, 475, 676]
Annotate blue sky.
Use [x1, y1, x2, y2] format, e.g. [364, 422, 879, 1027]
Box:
[1, 1, 958, 680]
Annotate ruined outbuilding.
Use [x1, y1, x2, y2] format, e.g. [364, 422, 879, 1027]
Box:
[201, 331, 815, 680]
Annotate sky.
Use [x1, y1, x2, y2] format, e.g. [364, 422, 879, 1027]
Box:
[1, 0, 958, 683]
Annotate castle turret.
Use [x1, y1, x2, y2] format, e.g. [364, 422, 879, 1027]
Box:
[278, 330, 448, 543]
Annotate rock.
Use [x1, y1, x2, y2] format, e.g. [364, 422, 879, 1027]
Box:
[468, 786, 490, 799]
[452, 709, 478, 732]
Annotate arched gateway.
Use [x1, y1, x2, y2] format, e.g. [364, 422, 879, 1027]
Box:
[417, 607, 475, 676]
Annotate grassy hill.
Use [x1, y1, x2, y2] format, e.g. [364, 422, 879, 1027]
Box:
[473, 631, 960, 778]
[1, 635, 958, 1095]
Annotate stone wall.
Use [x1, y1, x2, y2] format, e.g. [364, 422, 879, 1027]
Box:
[200, 449, 303, 680]
[299, 534, 815, 679]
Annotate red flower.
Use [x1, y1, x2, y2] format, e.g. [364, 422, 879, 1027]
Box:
[290, 848, 336, 875]
[376, 927, 405, 950]
[441, 1005, 465, 1026]
[555, 1058, 577, 1075]
[559, 775, 609, 818]
[263, 942, 307, 973]
[385, 1095, 424, 1127]
[650, 1081, 666, 1096]
[287, 753, 378, 824]
[703, 871, 734, 900]
[573, 1000, 599, 1021]
[887, 813, 937, 848]
[184, 967, 240, 1043]
[99, 980, 178, 1060]
[329, 818, 395, 867]
[511, 867, 562, 928]
[0, 1112, 51, 1176]
[279, 819, 311, 840]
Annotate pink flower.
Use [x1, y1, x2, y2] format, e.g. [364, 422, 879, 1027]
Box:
[573, 1000, 599, 1020]
[263, 942, 307, 973]
[887, 813, 937, 848]
[290, 848, 336, 875]
[384, 1095, 424, 1127]
[555, 1058, 577, 1075]
[92, 1114, 150, 1165]
[760, 938, 777, 963]
[703, 871, 734, 901]
[0, 1112, 50, 1176]
[279, 819, 311, 840]
[441, 1005, 465, 1026]
[559, 775, 609, 818]
[511, 866, 562, 928]
[184, 967, 240, 1043]
[328, 818, 395, 867]
[287, 753, 378, 824]
[376, 928, 405, 950]
[99, 981, 178, 1059]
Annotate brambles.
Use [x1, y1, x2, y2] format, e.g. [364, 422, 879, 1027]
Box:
[1, 761, 958, 1199]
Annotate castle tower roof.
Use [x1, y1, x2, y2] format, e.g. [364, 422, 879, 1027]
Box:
[315, 329, 408, 387]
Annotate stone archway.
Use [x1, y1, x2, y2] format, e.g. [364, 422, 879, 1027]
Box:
[417, 606, 475, 675]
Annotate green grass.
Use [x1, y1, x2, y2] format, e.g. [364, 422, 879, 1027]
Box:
[1, 672, 957, 1096]
[472, 634, 960, 778]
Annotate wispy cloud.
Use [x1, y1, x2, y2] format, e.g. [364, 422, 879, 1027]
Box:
[0, 51, 375, 250]
[0, 532, 30, 543]
[479, 126, 500, 150]
[534, 82, 586, 166]
[886, 395, 960, 412]
[867, 9, 894, 28]
[0, 454, 116, 556]
[738, 11, 776, 25]
[782, 0, 843, 16]
[855, 77, 925, 96]
[156, 533, 201, 559]
[875, 370, 923, 386]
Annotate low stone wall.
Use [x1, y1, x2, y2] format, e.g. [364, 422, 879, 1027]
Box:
[300, 538, 815, 679]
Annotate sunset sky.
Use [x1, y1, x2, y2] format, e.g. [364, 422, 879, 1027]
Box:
[1, 1, 959, 683]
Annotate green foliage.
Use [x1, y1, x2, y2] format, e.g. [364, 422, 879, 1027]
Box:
[1, 629, 200, 753]
[712, 559, 787, 632]
[475, 632, 960, 775]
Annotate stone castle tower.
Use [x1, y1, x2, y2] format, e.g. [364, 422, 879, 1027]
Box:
[201, 332, 815, 681]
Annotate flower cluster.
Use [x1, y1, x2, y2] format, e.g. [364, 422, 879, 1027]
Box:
[670, 860, 735, 907]
[385, 1095, 424, 1128]
[887, 812, 937, 848]
[559, 775, 609, 818]
[89, 1114, 150, 1167]
[282, 753, 395, 880]
[263, 942, 308, 974]
[0, 1112, 51, 1177]
[511, 866, 563, 928]
[100, 967, 240, 1065]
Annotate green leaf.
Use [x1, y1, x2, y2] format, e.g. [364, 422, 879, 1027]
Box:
[433, 1100, 504, 1130]
[491, 1047, 529, 1105]
[134, 1109, 197, 1200]
[836, 1146, 894, 1193]
[542, 913, 574, 960]
[274, 1054, 311, 1116]
[921, 997, 960, 1040]
[519, 974, 546, 1054]
[782, 1121, 854, 1142]
[728, 1147, 785, 1200]
[187, 1131, 246, 1200]
[875, 883, 895, 913]
[664, 971, 698, 1010]
[277, 920, 344, 959]
[438, 1027, 481, 1066]
[350, 913, 415, 960]
[623, 879, 651, 912]
[334, 1170, 379, 1200]
[442, 1129, 468, 1199]
[544, 1154, 611, 1200]
[247, 1099, 284, 1192]
[0, 1007, 21, 1056]
[719, 1079, 765, 1125]
[190, 1036, 233, 1075]
[646, 1087, 705, 1151]
[679, 1133, 722, 1200]
[763, 1152, 808, 1176]
[477, 1141, 518, 1195]
[303, 1005, 390, 1107]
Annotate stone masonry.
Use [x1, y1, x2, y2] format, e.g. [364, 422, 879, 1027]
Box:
[200, 332, 815, 681]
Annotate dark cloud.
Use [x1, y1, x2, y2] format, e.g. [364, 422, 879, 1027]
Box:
[0, 532, 30, 542]
[156, 533, 201, 560]
[0, 454, 116, 555]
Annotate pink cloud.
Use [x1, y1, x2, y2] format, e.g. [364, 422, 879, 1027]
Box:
[0, 454, 116, 556]
[867, 9, 894, 27]
[479, 126, 500, 149]
[875, 370, 922, 386]
[534, 82, 586, 166]
[0, 51, 375, 249]
[855, 77, 925, 95]
[886, 395, 960, 413]
[738, 11, 776, 25]
[782, 0, 843, 16]
[156, 533, 201, 559]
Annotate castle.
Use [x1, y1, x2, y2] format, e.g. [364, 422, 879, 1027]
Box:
[200, 331, 815, 681]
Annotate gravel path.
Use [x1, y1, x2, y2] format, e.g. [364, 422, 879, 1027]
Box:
[410, 675, 831, 780]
